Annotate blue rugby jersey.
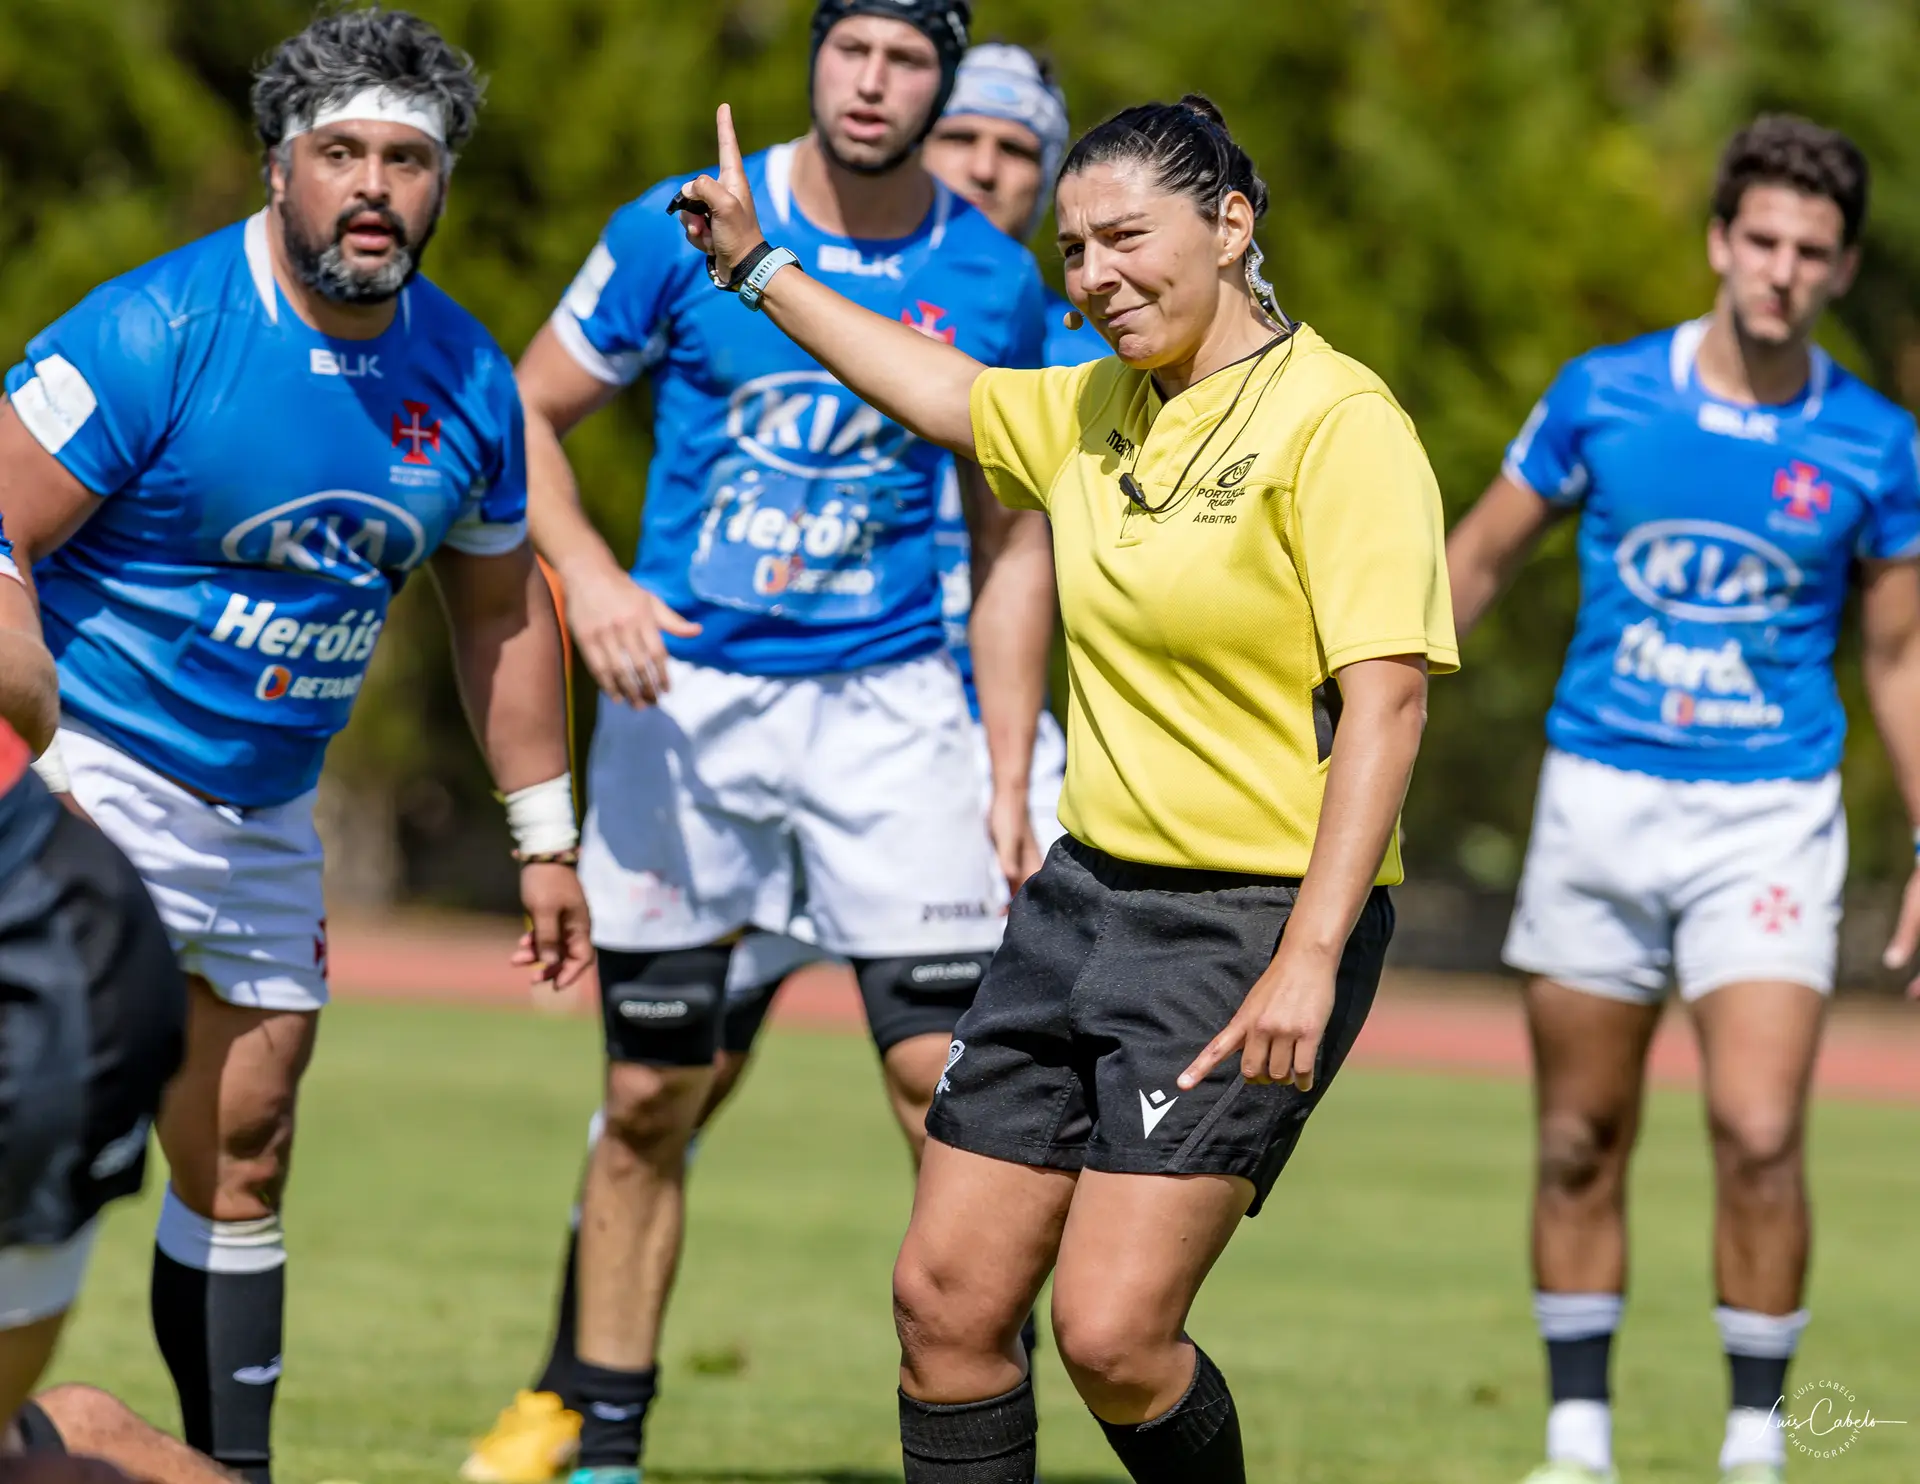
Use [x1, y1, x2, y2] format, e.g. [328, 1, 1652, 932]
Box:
[5, 213, 528, 806]
[1506, 319, 1920, 781]
[550, 142, 1049, 676]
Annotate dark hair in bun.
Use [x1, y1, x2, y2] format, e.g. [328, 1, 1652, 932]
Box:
[1060, 92, 1269, 224]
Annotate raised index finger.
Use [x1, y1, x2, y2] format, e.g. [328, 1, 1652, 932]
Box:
[716, 103, 746, 189]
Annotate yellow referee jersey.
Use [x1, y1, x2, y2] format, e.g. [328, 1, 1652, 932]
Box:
[969, 325, 1458, 881]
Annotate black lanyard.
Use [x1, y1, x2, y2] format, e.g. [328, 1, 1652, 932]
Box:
[1119, 330, 1295, 517]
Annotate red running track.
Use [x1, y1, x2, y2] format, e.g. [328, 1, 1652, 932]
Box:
[328, 915, 1920, 1106]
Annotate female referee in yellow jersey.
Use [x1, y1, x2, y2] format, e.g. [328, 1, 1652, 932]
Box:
[675, 93, 1457, 1484]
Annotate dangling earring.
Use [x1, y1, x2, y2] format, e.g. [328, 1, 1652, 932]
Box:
[1063, 309, 1085, 331]
[1245, 240, 1293, 332]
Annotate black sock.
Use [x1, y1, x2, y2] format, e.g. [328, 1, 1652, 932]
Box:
[1546, 1333, 1614, 1403]
[899, 1378, 1037, 1483]
[533, 1222, 582, 1405]
[574, 1360, 657, 1470]
[151, 1248, 283, 1484]
[1729, 1352, 1792, 1414]
[1095, 1344, 1244, 1484]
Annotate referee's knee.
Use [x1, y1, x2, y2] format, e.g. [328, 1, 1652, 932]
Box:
[892, 1247, 1014, 1374]
[1051, 1298, 1185, 1415]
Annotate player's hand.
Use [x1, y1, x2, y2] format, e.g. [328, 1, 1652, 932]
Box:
[988, 784, 1042, 903]
[1880, 862, 1920, 999]
[513, 862, 594, 990]
[1178, 945, 1336, 1092]
[674, 104, 766, 284]
[563, 562, 700, 707]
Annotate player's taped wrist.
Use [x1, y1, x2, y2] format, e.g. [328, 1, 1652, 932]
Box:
[506, 774, 579, 863]
[29, 736, 70, 793]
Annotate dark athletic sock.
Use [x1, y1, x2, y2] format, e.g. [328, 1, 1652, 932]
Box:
[1717, 1304, 1808, 1414]
[1546, 1332, 1614, 1403]
[533, 1220, 582, 1405]
[899, 1378, 1038, 1483]
[1728, 1351, 1792, 1413]
[151, 1233, 284, 1484]
[1095, 1344, 1243, 1484]
[574, 1360, 657, 1470]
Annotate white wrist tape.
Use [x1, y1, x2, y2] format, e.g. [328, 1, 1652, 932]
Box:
[505, 774, 578, 856]
[29, 736, 70, 794]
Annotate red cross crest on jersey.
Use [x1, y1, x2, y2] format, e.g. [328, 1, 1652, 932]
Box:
[901, 300, 958, 345]
[1750, 885, 1801, 935]
[392, 400, 442, 466]
[1771, 460, 1831, 523]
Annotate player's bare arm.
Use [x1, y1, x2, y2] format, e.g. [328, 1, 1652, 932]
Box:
[0, 404, 104, 616]
[0, 573, 57, 758]
[1858, 557, 1920, 997]
[957, 459, 1052, 893]
[1180, 655, 1429, 1093]
[1445, 471, 1564, 639]
[429, 541, 591, 989]
[677, 107, 986, 460]
[517, 328, 699, 708]
[0, 402, 103, 777]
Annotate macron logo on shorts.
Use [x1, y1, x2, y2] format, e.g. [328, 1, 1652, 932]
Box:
[1139, 1089, 1178, 1138]
[937, 1039, 965, 1096]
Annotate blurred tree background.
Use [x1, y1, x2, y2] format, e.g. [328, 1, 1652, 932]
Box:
[4, 0, 1920, 912]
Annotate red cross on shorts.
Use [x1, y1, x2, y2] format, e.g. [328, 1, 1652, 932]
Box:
[1771, 460, 1831, 523]
[901, 300, 957, 345]
[1750, 885, 1801, 935]
[392, 400, 442, 466]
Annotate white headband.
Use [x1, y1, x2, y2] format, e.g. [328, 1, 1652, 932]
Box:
[284, 87, 447, 145]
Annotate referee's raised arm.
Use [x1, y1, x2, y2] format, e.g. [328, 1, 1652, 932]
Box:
[674, 104, 987, 460]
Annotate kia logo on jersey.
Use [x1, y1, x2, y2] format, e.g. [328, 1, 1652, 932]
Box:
[221, 491, 428, 585]
[725, 370, 913, 480]
[1614, 519, 1802, 624]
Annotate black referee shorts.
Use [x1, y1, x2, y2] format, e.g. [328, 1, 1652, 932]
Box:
[0, 807, 186, 1249]
[925, 836, 1390, 1216]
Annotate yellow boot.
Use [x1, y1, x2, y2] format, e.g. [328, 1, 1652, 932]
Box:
[460, 1391, 582, 1484]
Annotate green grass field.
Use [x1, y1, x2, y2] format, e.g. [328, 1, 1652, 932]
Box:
[43, 1000, 1920, 1484]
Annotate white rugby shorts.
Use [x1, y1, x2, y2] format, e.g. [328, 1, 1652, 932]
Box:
[722, 708, 1072, 994]
[62, 723, 329, 1012]
[1503, 748, 1846, 1003]
[583, 653, 1003, 958]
